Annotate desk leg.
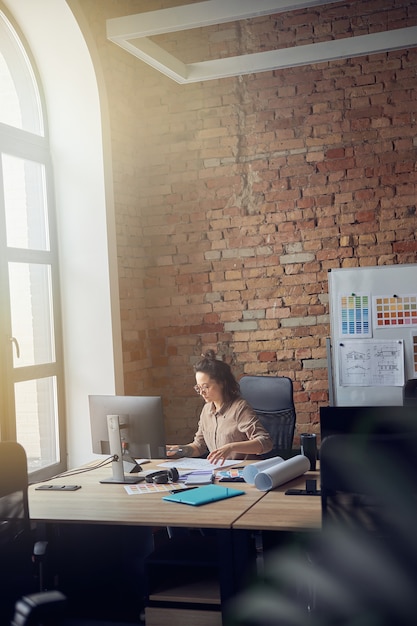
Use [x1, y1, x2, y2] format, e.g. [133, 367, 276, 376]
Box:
[216, 529, 235, 604]
[217, 529, 256, 607]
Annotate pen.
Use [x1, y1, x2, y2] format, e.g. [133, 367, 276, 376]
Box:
[169, 486, 199, 494]
[167, 447, 183, 456]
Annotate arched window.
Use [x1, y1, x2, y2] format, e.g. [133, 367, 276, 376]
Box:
[0, 8, 66, 479]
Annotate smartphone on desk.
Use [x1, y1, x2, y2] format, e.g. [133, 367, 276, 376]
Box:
[35, 484, 81, 491]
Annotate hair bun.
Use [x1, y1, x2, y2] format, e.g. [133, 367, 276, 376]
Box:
[203, 349, 217, 361]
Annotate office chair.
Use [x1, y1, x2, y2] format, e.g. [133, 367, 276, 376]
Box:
[11, 590, 145, 626]
[11, 591, 67, 626]
[1, 442, 145, 625]
[239, 375, 296, 458]
[0, 442, 49, 624]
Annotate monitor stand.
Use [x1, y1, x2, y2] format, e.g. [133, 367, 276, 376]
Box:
[100, 415, 144, 484]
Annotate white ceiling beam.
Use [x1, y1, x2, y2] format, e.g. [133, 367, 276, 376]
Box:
[109, 26, 417, 84]
[106, 0, 417, 84]
[184, 26, 417, 83]
[116, 37, 188, 82]
[106, 0, 337, 39]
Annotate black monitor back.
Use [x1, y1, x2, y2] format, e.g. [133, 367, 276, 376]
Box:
[320, 405, 417, 444]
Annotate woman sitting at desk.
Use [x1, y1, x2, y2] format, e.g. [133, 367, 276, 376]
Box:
[167, 350, 273, 465]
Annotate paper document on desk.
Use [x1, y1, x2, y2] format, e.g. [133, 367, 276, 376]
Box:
[158, 458, 237, 470]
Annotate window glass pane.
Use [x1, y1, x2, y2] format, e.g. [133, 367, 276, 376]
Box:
[2, 154, 50, 251]
[0, 9, 65, 479]
[0, 11, 43, 134]
[15, 376, 59, 471]
[0, 49, 20, 127]
[9, 262, 55, 367]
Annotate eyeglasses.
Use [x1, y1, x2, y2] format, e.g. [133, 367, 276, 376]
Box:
[194, 384, 210, 394]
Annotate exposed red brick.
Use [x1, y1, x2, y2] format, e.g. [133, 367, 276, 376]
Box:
[81, 0, 417, 444]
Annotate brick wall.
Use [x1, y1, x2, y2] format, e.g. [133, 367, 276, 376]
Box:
[76, 0, 417, 445]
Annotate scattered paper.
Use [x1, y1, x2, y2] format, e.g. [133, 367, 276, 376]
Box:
[184, 472, 214, 485]
[158, 458, 238, 470]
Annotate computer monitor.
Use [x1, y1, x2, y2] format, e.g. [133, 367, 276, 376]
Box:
[89, 395, 166, 483]
[320, 405, 417, 445]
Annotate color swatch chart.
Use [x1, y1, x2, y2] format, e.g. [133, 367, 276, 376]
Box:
[374, 295, 417, 327]
[339, 294, 370, 337]
[413, 334, 417, 375]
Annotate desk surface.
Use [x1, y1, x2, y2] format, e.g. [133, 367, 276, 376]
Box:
[29, 460, 321, 532]
[29, 460, 264, 529]
[233, 470, 322, 532]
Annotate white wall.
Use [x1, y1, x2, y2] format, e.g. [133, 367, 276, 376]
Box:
[4, 0, 123, 467]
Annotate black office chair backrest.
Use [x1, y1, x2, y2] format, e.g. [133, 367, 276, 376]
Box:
[0, 442, 38, 623]
[0, 441, 31, 540]
[239, 375, 296, 458]
[11, 591, 68, 626]
[320, 432, 417, 539]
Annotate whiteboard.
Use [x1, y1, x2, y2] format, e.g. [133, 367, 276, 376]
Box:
[328, 264, 417, 406]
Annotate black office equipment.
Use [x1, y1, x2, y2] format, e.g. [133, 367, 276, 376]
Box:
[300, 433, 317, 470]
[320, 405, 417, 444]
[285, 479, 321, 496]
[145, 468, 179, 484]
[313, 431, 417, 625]
[320, 432, 417, 538]
[239, 375, 296, 458]
[404, 379, 417, 406]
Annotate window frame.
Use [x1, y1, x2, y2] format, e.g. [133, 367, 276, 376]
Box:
[0, 9, 67, 480]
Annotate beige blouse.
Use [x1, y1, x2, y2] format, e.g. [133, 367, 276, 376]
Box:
[192, 397, 273, 460]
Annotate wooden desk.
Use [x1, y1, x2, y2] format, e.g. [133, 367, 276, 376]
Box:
[29, 460, 322, 532]
[29, 459, 321, 625]
[233, 469, 322, 532]
[29, 460, 268, 622]
[29, 460, 266, 529]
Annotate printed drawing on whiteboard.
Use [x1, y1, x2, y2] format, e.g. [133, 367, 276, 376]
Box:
[338, 293, 371, 338]
[338, 339, 404, 387]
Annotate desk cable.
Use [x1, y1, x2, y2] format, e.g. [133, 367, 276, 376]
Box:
[29, 456, 115, 486]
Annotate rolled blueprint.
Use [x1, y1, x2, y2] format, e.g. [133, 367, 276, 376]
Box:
[254, 455, 310, 491]
[242, 455, 284, 484]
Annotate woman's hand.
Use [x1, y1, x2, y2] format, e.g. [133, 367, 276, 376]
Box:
[166, 444, 196, 458]
[207, 444, 234, 466]
[166, 445, 184, 458]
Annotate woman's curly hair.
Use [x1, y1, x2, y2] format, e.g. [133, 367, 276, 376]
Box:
[193, 350, 240, 402]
